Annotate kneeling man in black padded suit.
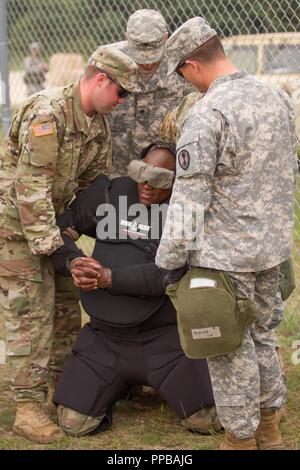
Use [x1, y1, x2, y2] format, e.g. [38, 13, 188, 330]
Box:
[51, 142, 221, 437]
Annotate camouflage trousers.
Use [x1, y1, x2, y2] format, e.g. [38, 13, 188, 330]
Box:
[0, 239, 81, 402]
[49, 275, 81, 389]
[207, 265, 286, 439]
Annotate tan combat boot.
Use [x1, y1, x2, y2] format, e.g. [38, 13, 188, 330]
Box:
[277, 406, 286, 424]
[219, 431, 258, 450]
[46, 385, 57, 418]
[256, 409, 285, 450]
[181, 406, 223, 435]
[13, 402, 65, 444]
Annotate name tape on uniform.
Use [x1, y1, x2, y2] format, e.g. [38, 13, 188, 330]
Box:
[190, 278, 216, 289]
[191, 327, 221, 340]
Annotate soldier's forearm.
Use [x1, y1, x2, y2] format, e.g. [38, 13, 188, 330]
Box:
[27, 230, 64, 256]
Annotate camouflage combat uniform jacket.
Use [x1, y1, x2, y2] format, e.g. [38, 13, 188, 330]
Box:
[160, 91, 201, 144]
[156, 71, 298, 272]
[0, 82, 112, 262]
[108, 41, 189, 177]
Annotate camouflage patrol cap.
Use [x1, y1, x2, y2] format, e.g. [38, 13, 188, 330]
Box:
[126, 9, 167, 64]
[166, 17, 217, 76]
[88, 46, 141, 93]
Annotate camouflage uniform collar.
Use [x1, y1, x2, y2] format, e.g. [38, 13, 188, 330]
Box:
[72, 82, 89, 134]
[136, 55, 169, 92]
[86, 114, 107, 143]
[155, 57, 169, 88]
[65, 83, 105, 139]
[207, 71, 248, 93]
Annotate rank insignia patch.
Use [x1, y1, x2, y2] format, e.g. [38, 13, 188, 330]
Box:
[178, 150, 190, 170]
[32, 122, 54, 137]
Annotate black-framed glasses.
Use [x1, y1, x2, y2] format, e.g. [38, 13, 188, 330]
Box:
[98, 68, 131, 99]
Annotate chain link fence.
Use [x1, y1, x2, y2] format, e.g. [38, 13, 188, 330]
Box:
[0, 0, 300, 331]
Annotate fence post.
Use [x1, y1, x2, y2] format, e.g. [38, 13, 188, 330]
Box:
[0, 0, 10, 136]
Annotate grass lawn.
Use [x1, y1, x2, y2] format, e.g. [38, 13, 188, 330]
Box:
[0, 295, 299, 450]
[0, 345, 299, 450]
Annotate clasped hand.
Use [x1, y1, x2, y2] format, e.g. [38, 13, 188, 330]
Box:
[70, 257, 111, 291]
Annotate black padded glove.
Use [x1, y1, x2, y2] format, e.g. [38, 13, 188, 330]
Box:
[50, 233, 84, 276]
[56, 207, 74, 232]
[71, 194, 96, 235]
[162, 264, 187, 289]
[144, 240, 160, 262]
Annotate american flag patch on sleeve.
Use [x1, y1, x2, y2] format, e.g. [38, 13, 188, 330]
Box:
[32, 122, 54, 137]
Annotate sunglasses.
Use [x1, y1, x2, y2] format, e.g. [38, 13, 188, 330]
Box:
[99, 69, 131, 99]
[117, 87, 131, 99]
[175, 61, 186, 77]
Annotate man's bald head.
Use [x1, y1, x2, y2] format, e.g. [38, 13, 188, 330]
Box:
[143, 146, 176, 172]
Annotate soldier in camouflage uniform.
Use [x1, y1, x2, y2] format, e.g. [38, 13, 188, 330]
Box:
[160, 92, 201, 145]
[156, 17, 298, 450]
[0, 46, 140, 444]
[23, 42, 48, 97]
[107, 9, 190, 177]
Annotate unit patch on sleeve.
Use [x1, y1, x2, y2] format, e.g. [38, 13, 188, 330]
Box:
[32, 122, 54, 137]
[178, 150, 190, 170]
